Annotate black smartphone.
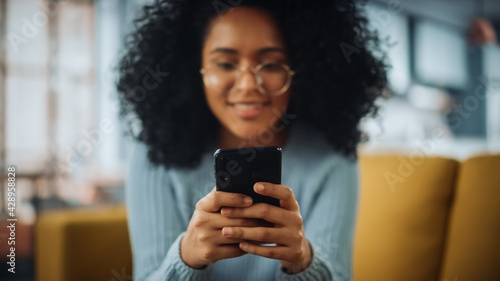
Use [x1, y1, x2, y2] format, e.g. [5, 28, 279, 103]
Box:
[214, 146, 281, 207]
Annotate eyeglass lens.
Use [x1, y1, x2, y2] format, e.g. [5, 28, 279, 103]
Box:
[202, 63, 291, 95]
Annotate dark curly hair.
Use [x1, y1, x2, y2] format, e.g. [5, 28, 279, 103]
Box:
[117, 0, 388, 169]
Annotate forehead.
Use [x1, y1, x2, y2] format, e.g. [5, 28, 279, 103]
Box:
[202, 7, 285, 54]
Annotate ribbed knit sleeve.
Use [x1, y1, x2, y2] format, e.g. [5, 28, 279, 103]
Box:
[125, 142, 212, 281]
[275, 129, 359, 281]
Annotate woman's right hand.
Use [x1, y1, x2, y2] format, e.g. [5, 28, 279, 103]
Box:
[180, 187, 268, 269]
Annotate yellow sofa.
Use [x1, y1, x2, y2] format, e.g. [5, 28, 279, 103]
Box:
[36, 154, 500, 281]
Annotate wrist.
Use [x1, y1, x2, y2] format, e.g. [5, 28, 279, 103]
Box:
[282, 240, 313, 274]
[180, 234, 206, 269]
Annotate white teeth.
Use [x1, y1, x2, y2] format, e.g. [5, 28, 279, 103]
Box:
[233, 103, 263, 110]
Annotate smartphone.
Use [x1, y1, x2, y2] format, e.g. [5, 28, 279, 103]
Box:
[214, 146, 281, 207]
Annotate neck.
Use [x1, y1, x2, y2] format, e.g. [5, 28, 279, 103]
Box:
[216, 123, 290, 149]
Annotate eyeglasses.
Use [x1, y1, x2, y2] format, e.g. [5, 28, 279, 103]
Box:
[200, 62, 295, 96]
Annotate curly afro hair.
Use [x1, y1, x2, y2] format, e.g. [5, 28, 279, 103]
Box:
[117, 0, 388, 169]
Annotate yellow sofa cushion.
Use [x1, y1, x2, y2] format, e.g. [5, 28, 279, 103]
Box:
[439, 154, 500, 281]
[354, 154, 458, 281]
[36, 205, 132, 281]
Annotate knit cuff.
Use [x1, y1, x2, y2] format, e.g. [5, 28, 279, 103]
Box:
[163, 231, 212, 281]
[275, 241, 331, 281]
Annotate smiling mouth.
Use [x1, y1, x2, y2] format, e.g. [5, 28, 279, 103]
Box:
[228, 102, 270, 119]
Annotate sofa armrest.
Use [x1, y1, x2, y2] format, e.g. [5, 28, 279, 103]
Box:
[36, 205, 132, 281]
[354, 154, 458, 281]
[439, 154, 500, 281]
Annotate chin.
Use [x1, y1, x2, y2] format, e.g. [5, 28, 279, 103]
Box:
[232, 126, 263, 141]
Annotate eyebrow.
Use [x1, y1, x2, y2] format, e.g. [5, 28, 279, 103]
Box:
[209, 47, 286, 55]
[209, 47, 238, 54]
[258, 47, 286, 54]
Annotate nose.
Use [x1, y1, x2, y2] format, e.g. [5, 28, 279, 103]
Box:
[233, 68, 260, 94]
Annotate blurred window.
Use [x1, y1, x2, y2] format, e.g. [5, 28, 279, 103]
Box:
[414, 20, 469, 89]
[366, 3, 411, 95]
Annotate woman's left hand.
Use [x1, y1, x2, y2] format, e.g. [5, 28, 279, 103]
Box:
[220, 182, 312, 274]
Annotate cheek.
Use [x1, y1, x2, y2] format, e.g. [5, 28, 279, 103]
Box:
[267, 94, 290, 120]
[204, 88, 225, 117]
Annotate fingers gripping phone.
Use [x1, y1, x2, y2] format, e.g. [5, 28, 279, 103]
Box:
[214, 146, 281, 207]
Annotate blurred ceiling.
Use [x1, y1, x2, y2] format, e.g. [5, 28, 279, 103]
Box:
[367, 0, 500, 30]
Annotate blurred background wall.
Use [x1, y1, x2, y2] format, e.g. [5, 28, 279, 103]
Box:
[0, 0, 499, 280]
[0, 0, 158, 215]
[360, 0, 500, 159]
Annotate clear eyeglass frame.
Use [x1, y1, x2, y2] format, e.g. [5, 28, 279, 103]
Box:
[200, 62, 295, 96]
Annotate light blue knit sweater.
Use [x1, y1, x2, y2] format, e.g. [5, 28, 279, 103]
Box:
[125, 121, 359, 280]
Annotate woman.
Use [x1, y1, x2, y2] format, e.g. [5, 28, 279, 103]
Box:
[117, 0, 387, 280]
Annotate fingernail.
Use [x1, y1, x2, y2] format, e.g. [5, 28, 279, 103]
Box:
[255, 184, 264, 192]
[240, 242, 248, 248]
[244, 196, 253, 204]
[223, 227, 232, 236]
